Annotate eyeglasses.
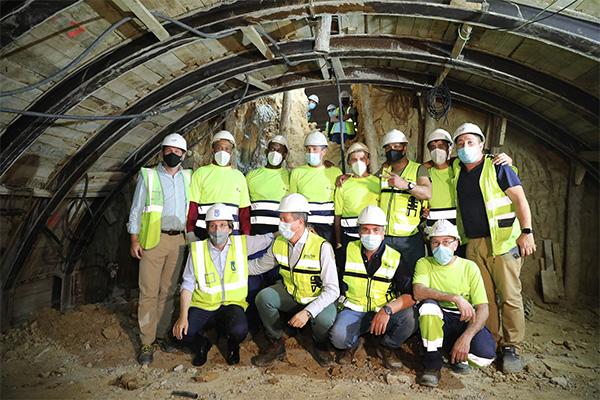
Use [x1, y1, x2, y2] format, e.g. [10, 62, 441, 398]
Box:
[430, 238, 457, 247]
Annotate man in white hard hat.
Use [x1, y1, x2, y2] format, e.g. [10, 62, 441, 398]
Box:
[307, 94, 320, 121]
[413, 219, 496, 387]
[249, 193, 340, 367]
[378, 129, 431, 279]
[289, 130, 342, 243]
[187, 130, 251, 241]
[324, 104, 338, 138]
[330, 205, 418, 368]
[127, 133, 192, 365]
[173, 204, 275, 367]
[329, 91, 358, 143]
[452, 122, 535, 373]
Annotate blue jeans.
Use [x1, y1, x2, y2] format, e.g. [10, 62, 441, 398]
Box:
[330, 306, 418, 350]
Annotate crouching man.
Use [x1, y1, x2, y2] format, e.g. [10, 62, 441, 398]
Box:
[413, 219, 496, 387]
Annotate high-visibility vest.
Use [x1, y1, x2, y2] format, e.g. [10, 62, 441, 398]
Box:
[246, 166, 290, 234]
[272, 231, 326, 304]
[330, 106, 356, 136]
[138, 167, 191, 250]
[342, 240, 401, 312]
[425, 166, 456, 227]
[189, 235, 249, 311]
[290, 165, 342, 227]
[379, 160, 423, 237]
[453, 156, 521, 256]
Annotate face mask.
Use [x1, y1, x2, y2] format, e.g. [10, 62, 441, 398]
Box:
[429, 148, 447, 166]
[306, 152, 322, 166]
[278, 221, 295, 240]
[351, 160, 367, 176]
[209, 230, 229, 247]
[214, 151, 231, 166]
[433, 245, 454, 265]
[328, 110, 336, 117]
[308, 102, 317, 110]
[361, 234, 383, 251]
[163, 152, 182, 168]
[457, 146, 480, 164]
[267, 151, 283, 167]
[385, 149, 405, 163]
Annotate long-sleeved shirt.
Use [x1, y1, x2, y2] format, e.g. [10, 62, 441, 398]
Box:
[249, 229, 340, 317]
[127, 163, 188, 234]
[181, 233, 274, 293]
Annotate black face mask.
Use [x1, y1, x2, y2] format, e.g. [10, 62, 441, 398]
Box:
[385, 149, 405, 163]
[164, 152, 182, 167]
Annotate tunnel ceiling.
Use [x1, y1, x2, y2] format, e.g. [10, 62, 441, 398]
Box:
[0, 0, 598, 288]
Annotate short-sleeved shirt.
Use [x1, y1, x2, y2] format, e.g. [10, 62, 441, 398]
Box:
[246, 166, 290, 202]
[289, 164, 342, 203]
[189, 164, 250, 208]
[334, 175, 380, 217]
[413, 256, 488, 309]
[457, 162, 521, 238]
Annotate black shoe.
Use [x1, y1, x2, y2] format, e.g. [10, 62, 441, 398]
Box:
[192, 337, 212, 367]
[226, 341, 240, 365]
[336, 346, 358, 365]
[251, 337, 286, 367]
[313, 342, 334, 367]
[376, 345, 403, 370]
[419, 369, 441, 387]
[451, 361, 471, 374]
[138, 344, 154, 365]
[501, 346, 523, 373]
[155, 337, 178, 354]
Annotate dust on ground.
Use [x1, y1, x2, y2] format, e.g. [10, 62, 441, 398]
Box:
[1, 299, 598, 400]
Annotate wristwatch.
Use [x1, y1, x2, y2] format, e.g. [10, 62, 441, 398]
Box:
[406, 181, 415, 191]
[382, 305, 393, 316]
[521, 228, 534, 234]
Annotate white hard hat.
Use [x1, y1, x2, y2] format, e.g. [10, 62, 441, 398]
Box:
[205, 203, 234, 222]
[347, 142, 369, 157]
[382, 129, 408, 147]
[278, 193, 311, 214]
[426, 129, 453, 145]
[308, 94, 319, 103]
[340, 90, 351, 99]
[357, 205, 387, 226]
[427, 219, 460, 240]
[268, 135, 288, 149]
[211, 130, 236, 147]
[161, 133, 187, 151]
[327, 104, 336, 111]
[304, 130, 328, 147]
[453, 122, 485, 143]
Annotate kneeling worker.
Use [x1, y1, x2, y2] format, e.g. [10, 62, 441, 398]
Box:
[330, 205, 418, 368]
[413, 219, 496, 387]
[172, 204, 273, 366]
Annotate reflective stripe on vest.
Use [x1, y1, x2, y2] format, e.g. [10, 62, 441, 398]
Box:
[273, 232, 325, 304]
[250, 200, 280, 227]
[308, 201, 335, 226]
[139, 167, 191, 250]
[426, 207, 457, 227]
[379, 160, 422, 237]
[189, 235, 249, 311]
[196, 203, 241, 233]
[453, 156, 521, 256]
[341, 217, 359, 238]
[342, 241, 401, 312]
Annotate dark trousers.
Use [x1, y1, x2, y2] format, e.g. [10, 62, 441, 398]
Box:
[312, 223, 334, 244]
[384, 232, 425, 275]
[181, 305, 248, 345]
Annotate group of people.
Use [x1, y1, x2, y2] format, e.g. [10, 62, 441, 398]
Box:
[127, 120, 536, 387]
[307, 91, 359, 143]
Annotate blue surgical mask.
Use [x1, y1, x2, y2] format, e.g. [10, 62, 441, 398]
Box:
[328, 110, 336, 117]
[308, 102, 317, 110]
[457, 146, 480, 164]
[306, 152, 322, 166]
[433, 245, 454, 265]
[360, 234, 383, 251]
[209, 230, 229, 247]
[278, 222, 295, 240]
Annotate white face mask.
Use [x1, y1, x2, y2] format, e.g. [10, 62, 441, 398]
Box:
[267, 151, 283, 167]
[351, 160, 367, 176]
[278, 221, 295, 240]
[360, 234, 383, 251]
[430, 148, 448, 166]
[214, 151, 231, 166]
[306, 152, 322, 166]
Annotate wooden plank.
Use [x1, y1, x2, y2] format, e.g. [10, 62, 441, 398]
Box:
[241, 26, 275, 60]
[552, 241, 565, 297]
[115, 0, 170, 41]
[541, 241, 560, 303]
[378, 16, 398, 35]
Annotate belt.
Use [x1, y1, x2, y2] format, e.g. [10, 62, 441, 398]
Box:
[161, 230, 184, 236]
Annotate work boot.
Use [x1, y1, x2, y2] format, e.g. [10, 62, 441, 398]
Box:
[501, 346, 523, 373]
[155, 337, 178, 354]
[377, 345, 403, 370]
[226, 340, 241, 365]
[138, 344, 154, 365]
[419, 369, 441, 387]
[251, 337, 286, 367]
[451, 361, 471, 374]
[313, 341, 334, 367]
[336, 346, 358, 365]
[192, 336, 212, 367]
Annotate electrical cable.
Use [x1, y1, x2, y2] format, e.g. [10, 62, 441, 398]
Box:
[487, 0, 578, 32]
[425, 81, 451, 120]
[327, 58, 346, 174]
[255, 27, 303, 67]
[150, 11, 238, 39]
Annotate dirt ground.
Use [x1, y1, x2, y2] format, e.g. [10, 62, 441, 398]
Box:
[1, 297, 598, 400]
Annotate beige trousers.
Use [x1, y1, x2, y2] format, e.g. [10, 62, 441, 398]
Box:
[466, 237, 525, 346]
[138, 233, 185, 345]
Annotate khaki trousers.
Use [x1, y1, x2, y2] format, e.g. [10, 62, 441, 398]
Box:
[138, 233, 185, 345]
[466, 237, 525, 346]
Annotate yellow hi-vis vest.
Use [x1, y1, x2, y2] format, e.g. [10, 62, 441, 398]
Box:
[272, 231, 326, 304]
[453, 156, 521, 256]
[379, 160, 422, 237]
[425, 166, 456, 227]
[342, 240, 401, 312]
[189, 235, 249, 311]
[138, 167, 192, 250]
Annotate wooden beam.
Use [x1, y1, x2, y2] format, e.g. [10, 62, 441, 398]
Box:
[359, 84, 380, 172]
[279, 91, 293, 136]
[314, 15, 332, 54]
[434, 24, 472, 87]
[317, 58, 330, 80]
[241, 26, 275, 60]
[112, 0, 170, 41]
[236, 74, 271, 91]
[331, 57, 345, 79]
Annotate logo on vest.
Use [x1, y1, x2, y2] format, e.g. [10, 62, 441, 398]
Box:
[406, 196, 419, 217]
[230, 261, 236, 271]
[310, 276, 322, 292]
